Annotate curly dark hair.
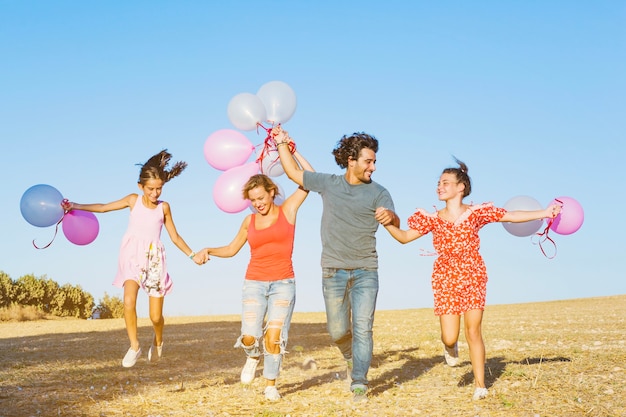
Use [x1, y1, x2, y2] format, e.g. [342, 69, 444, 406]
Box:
[442, 156, 472, 197]
[331, 132, 379, 169]
[137, 149, 187, 185]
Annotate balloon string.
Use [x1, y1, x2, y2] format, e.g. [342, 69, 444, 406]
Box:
[531, 198, 563, 259]
[255, 122, 274, 169]
[32, 210, 67, 250]
[254, 122, 296, 174]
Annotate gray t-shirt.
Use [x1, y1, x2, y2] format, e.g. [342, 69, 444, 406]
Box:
[303, 171, 395, 270]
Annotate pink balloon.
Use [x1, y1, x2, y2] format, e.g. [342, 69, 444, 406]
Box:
[213, 162, 259, 213]
[204, 129, 255, 171]
[62, 210, 99, 245]
[546, 196, 584, 235]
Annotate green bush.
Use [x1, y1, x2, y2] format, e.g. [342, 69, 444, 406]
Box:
[0, 272, 15, 308]
[0, 271, 95, 320]
[95, 292, 124, 319]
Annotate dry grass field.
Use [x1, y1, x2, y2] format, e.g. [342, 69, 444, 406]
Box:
[1, 295, 625, 417]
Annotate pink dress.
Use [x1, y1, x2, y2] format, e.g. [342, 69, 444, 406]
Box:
[113, 199, 172, 297]
[407, 203, 506, 315]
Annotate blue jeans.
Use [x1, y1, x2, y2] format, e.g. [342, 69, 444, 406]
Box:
[234, 278, 296, 381]
[322, 268, 379, 391]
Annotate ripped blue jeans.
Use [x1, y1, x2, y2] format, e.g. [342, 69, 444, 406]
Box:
[234, 278, 296, 381]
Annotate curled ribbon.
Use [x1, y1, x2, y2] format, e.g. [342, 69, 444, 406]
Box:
[531, 198, 563, 259]
[255, 123, 296, 175]
[32, 199, 69, 250]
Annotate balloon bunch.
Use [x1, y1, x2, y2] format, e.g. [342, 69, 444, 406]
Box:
[20, 184, 99, 248]
[502, 195, 584, 258]
[204, 81, 297, 214]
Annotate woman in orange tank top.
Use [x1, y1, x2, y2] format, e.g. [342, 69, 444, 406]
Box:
[196, 143, 313, 401]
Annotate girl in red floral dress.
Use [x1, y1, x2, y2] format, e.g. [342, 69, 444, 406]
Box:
[380, 158, 561, 400]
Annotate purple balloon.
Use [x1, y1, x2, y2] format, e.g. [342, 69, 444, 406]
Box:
[62, 210, 99, 245]
[546, 196, 584, 235]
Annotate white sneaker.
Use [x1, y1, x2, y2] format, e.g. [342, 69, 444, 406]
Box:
[443, 343, 460, 367]
[473, 387, 488, 400]
[148, 342, 163, 363]
[264, 385, 281, 401]
[122, 347, 142, 368]
[240, 357, 259, 384]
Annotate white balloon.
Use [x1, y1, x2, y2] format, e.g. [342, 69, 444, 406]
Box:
[227, 93, 267, 131]
[256, 81, 297, 124]
[259, 148, 285, 177]
[502, 195, 544, 237]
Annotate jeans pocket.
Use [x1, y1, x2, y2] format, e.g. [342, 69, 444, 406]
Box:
[322, 268, 337, 279]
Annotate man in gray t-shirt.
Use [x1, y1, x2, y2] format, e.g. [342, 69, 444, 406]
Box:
[275, 127, 399, 402]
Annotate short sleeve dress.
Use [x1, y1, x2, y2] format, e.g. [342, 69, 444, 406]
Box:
[113, 199, 173, 297]
[407, 203, 506, 316]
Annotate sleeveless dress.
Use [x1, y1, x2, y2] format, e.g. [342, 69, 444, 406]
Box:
[113, 199, 173, 297]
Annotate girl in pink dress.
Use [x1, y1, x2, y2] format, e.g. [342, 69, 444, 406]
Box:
[62, 150, 202, 367]
[380, 158, 561, 401]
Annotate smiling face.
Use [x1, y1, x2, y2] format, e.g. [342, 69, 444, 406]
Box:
[138, 178, 165, 205]
[436, 172, 464, 201]
[247, 185, 275, 215]
[347, 148, 377, 184]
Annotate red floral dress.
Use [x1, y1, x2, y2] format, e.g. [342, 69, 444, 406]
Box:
[407, 203, 506, 316]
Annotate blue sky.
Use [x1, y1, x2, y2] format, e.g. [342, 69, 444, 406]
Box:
[2, 1, 624, 317]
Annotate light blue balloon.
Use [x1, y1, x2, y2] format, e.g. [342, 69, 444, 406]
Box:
[20, 184, 65, 227]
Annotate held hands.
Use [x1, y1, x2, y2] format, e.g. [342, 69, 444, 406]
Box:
[271, 125, 293, 147]
[375, 207, 396, 226]
[192, 249, 210, 265]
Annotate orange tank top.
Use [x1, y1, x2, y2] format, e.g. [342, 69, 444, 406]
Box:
[245, 207, 295, 281]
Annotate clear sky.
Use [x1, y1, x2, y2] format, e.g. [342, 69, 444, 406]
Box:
[2, 1, 624, 317]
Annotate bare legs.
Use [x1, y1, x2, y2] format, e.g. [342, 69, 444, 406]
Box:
[123, 281, 141, 351]
[439, 309, 486, 389]
[123, 280, 165, 351]
[149, 295, 165, 347]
